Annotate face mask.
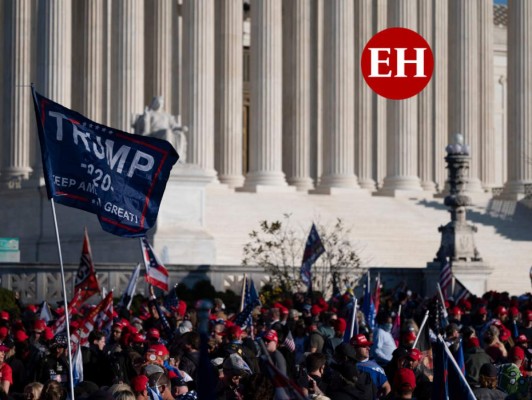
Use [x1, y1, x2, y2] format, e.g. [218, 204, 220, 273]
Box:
[382, 323, 392, 332]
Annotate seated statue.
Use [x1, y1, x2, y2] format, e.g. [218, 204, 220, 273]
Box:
[132, 96, 187, 162]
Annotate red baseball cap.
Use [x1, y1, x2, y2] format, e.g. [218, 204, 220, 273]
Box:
[350, 334, 373, 348]
[509, 307, 520, 317]
[43, 327, 54, 341]
[263, 329, 278, 343]
[0, 327, 8, 340]
[147, 344, 169, 357]
[477, 306, 488, 315]
[407, 348, 422, 361]
[33, 319, 46, 333]
[147, 328, 160, 340]
[402, 331, 417, 342]
[495, 306, 508, 315]
[516, 334, 528, 344]
[333, 318, 347, 333]
[130, 375, 149, 393]
[0, 311, 9, 321]
[393, 368, 416, 390]
[510, 346, 525, 361]
[227, 325, 243, 338]
[450, 306, 462, 316]
[14, 330, 29, 343]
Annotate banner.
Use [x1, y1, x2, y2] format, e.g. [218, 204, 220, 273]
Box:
[300, 223, 325, 287]
[141, 237, 169, 292]
[31, 88, 179, 237]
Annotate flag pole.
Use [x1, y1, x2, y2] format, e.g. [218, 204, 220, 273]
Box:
[438, 334, 476, 399]
[413, 310, 429, 349]
[50, 199, 75, 400]
[240, 273, 247, 312]
[348, 298, 358, 339]
[436, 283, 449, 319]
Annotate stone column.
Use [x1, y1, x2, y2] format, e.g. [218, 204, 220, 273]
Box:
[377, 0, 422, 195]
[314, 0, 359, 193]
[355, 0, 375, 190]
[282, 0, 314, 191]
[503, 0, 532, 199]
[240, 0, 290, 191]
[417, 0, 435, 192]
[1, 0, 33, 185]
[182, 0, 217, 181]
[37, 0, 72, 106]
[433, 0, 448, 192]
[448, 0, 483, 193]
[145, 0, 173, 112]
[215, 0, 244, 188]
[479, 0, 496, 191]
[374, 0, 387, 188]
[110, 0, 144, 132]
[81, 0, 104, 122]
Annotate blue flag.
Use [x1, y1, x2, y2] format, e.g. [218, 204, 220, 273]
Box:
[31, 88, 179, 237]
[362, 272, 376, 330]
[234, 278, 261, 328]
[300, 223, 325, 287]
[432, 336, 476, 400]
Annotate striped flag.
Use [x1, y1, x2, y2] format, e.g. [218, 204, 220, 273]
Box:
[391, 305, 402, 346]
[300, 224, 325, 288]
[140, 237, 169, 292]
[51, 289, 85, 335]
[283, 330, 296, 352]
[70, 292, 114, 347]
[439, 259, 452, 299]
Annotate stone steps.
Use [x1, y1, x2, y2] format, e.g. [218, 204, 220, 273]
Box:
[205, 190, 532, 295]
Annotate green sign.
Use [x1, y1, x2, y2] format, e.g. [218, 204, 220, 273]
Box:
[0, 238, 19, 251]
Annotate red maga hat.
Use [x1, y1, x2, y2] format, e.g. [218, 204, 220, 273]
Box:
[350, 334, 373, 348]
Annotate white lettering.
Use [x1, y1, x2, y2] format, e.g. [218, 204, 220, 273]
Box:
[73, 124, 90, 151]
[369, 48, 392, 77]
[127, 151, 154, 177]
[105, 140, 131, 174]
[395, 48, 426, 78]
[48, 111, 66, 141]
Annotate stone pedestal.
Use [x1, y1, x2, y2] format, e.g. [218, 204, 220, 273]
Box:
[0, 164, 215, 266]
[424, 260, 493, 297]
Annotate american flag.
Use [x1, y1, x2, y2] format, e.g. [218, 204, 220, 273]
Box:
[283, 330, 296, 352]
[163, 284, 179, 312]
[70, 292, 114, 347]
[95, 292, 114, 336]
[140, 237, 169, 292]
[439, 259, 452, 299]
[235, 277, 261, 328]
[51, 289, 85, 335]
[300, 224, 325, 288]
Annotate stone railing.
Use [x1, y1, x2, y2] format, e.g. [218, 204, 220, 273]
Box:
[0, 263, 425, 304]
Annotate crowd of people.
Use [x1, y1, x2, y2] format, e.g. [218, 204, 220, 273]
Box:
[0, 283, 529, 400]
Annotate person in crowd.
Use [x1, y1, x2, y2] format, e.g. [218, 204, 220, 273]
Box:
[402, 348, 431, 400]
[390, 368, 416, 400]
[147, 372, 174, 400]
[350, 333, 391, 397]
[35, 335, 68, 385]
[262, 329, 287, 376]
[371, 312, 397, 366]
[304, 352, 328, 396]
[483, 324, 508, 364]
[178, 332, 200, 382]
[464, 336, 493, 388]
[472, 362, 507, 400]
[23, 382, 43, 400]
[82, 330, 112, 387]
[0, 342, 12, 394]
[130, 375, 149, 400]
[40, 380, 66, 400]
[216, 353, 251, 400]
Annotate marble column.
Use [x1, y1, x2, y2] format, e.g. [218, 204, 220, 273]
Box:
[314, 0, 359, 193]
[282, 0, 314, 191]
[378, 0, 422, 195]
[1, 0, 32, 185]
[374, 0, 387, 188]
[355, 0, 375, 191]
[145, 0, 173, 113]
[37, 0, 72, 106]
[34, 0, 72, 178]
[81, 0, 104, 122]
[215, 0, 244, 189]
[417, 0, 435, 192]
[433, 0, 448, 192]
[448, 0, 483, 193]
[240, 0, 290, 191]
[110, 0, 144, 132]
[182, 0, 217, 181]
[502, 0, 532, 199]
[478, 0, 496, 191]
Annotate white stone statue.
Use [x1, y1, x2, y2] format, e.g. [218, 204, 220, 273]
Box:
[132, 96, 188, 162]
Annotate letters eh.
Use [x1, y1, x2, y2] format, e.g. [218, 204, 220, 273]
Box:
[368, 47, 427, 78]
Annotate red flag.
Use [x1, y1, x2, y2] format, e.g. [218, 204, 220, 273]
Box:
[71, 292, 114, 347]
[74, 228, 101, 302]
[141, 237, 169, 292]
[51, 289, 85, 334]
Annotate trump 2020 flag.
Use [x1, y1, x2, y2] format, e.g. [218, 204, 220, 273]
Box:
[300, 223, 325, 287]
[75, 228, 101, 303]
[31, 87, 178, 237]
[141, 237, 169, 292]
